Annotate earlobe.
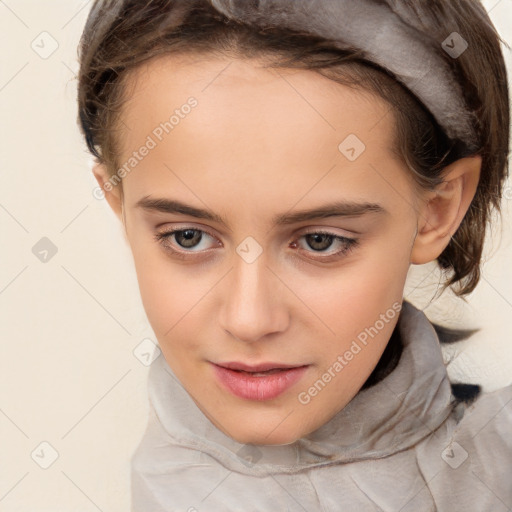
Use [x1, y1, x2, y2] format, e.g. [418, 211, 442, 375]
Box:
[92, 163, 124, 223]
[410, 154, 482, 265]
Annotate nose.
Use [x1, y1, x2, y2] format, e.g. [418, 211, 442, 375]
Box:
[218, 251, 290, 343]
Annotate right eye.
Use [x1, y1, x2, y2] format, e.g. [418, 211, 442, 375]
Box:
[155, 227, 221, 255]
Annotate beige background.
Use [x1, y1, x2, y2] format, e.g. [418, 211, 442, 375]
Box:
[0, 1, 511, 510]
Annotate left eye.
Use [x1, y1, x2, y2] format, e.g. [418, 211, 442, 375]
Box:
[301, 232, 344, 250]
[293, 231, 358, 258]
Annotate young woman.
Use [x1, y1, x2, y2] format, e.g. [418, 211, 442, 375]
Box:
[77, 0, 511, 510]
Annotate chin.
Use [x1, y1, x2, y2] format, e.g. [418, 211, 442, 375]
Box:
[221, 418, 308, 446]
[231, 430, 299, 446]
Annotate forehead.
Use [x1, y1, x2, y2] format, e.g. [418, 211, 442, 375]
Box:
[118, 51, 394, 152]
[115, 53, 404, 211]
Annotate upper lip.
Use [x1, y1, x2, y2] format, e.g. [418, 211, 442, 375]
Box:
[213, 361, 308, 372]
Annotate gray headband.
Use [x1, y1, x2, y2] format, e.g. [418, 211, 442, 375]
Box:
[210, 0, 479, 152]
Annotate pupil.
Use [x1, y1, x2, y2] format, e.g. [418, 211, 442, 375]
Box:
[307, 233, 333, 251]
[177, 229, 202, 248]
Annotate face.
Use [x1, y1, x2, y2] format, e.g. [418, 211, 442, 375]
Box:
[111, 53, 423, 445]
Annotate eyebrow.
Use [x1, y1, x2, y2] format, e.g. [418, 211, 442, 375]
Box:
[135, 196, 386, 228]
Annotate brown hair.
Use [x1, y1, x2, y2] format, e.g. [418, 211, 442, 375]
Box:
[77, 0, 510, 296]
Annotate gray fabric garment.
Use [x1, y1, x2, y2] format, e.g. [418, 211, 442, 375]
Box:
[209, 0, 480, 152]
[131, 301, 512, 511]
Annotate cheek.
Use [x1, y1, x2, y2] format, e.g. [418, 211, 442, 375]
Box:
[127, 230, 194, 338]
[129, 240, 221, 361]
[294, 235, 410, 341]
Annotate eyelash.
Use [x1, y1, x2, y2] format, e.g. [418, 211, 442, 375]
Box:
[154, 227, 359, 261]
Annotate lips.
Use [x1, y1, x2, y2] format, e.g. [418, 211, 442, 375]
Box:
[211, 361, 309, 401]
[215, 361, 305, 372]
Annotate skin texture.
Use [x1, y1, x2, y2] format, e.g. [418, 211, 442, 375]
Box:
[94, 53, 481, 445]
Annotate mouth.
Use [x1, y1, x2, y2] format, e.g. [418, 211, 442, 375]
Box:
[211, 361, 310, 401]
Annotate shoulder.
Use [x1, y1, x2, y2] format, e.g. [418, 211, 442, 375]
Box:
[413, 383, 512, 510]
[451, 382, 512, 453]
[422, 381, 512, 457]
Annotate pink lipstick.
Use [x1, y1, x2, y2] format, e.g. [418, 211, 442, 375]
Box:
[211, 361, 309, 401]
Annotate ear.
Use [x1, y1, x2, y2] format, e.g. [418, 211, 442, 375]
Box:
[410, 154, 482, 265]
[92, 163, 124, 224]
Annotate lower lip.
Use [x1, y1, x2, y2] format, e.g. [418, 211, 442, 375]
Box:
[211, 363, 309, 401]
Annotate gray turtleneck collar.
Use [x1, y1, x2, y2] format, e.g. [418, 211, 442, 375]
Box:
[131, 300, 512, 511]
